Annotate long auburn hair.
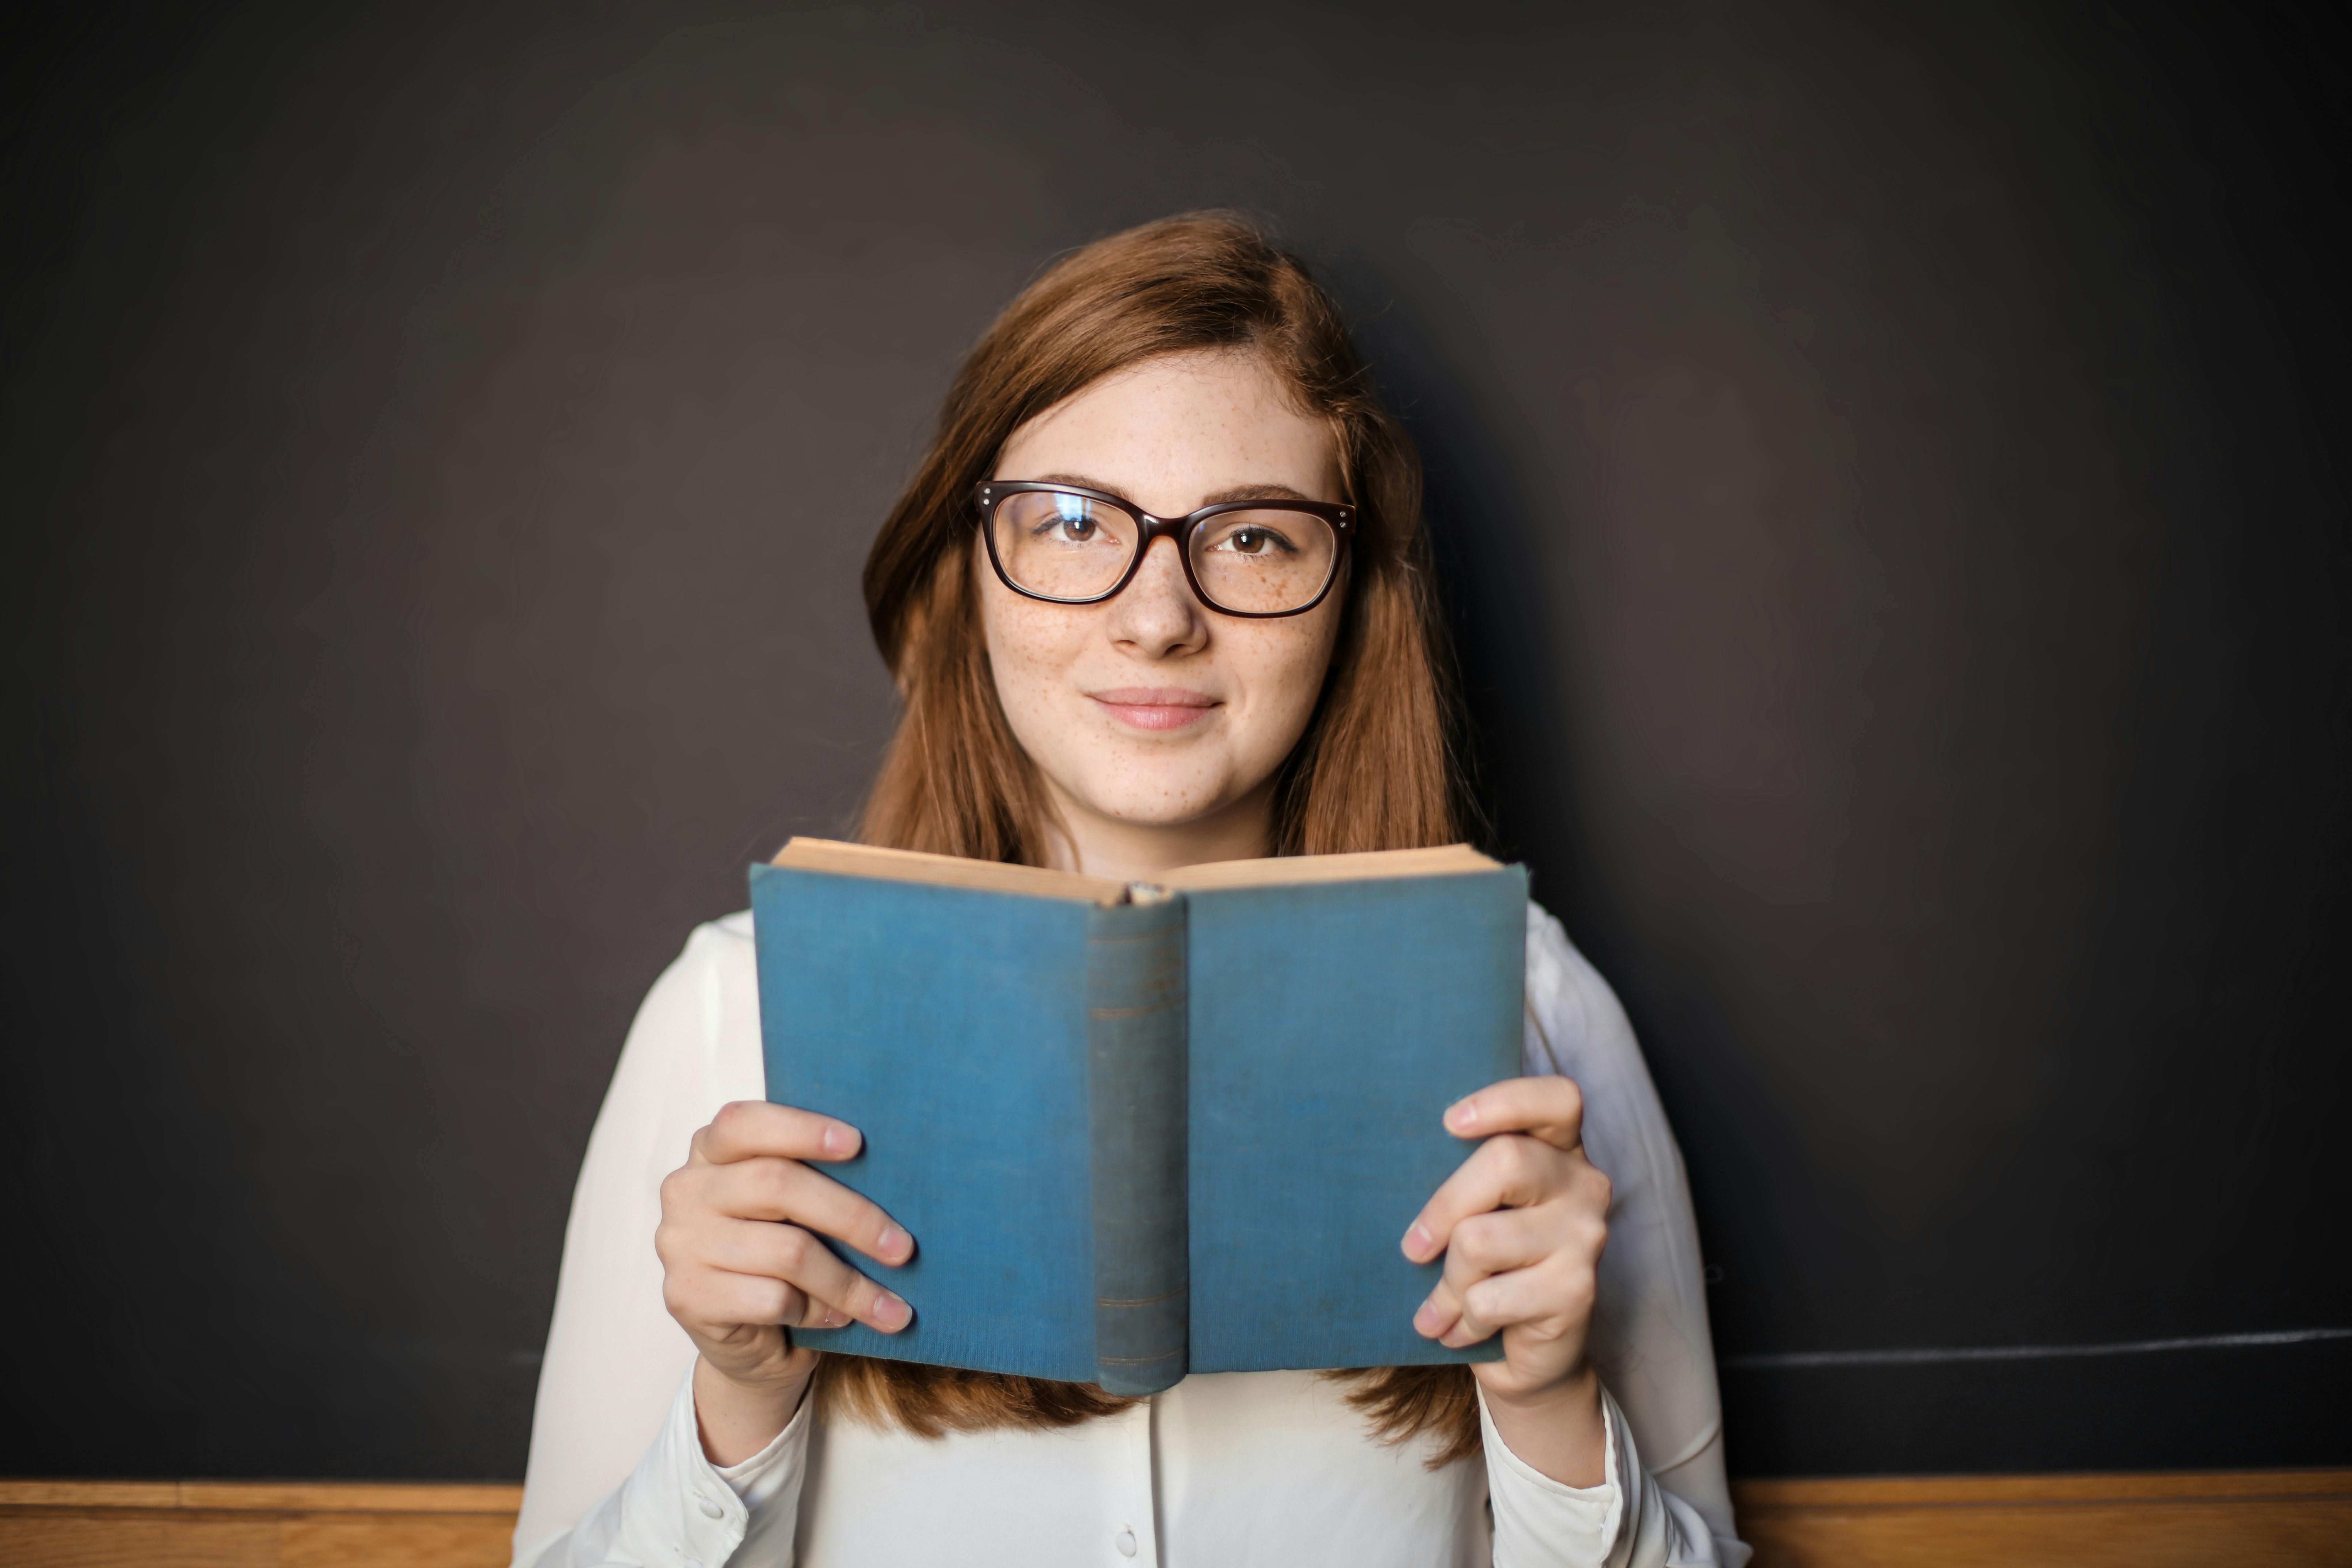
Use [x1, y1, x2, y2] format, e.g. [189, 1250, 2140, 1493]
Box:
[814, 212, 1484, 1467]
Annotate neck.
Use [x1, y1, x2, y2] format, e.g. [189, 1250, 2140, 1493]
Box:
[1039, 778, 1276, 884]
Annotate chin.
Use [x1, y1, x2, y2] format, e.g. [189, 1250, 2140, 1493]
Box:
[1074, 773, 1236, 829]
[1090, 798, 1227, 830]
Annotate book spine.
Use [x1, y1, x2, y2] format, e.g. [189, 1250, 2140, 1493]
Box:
[1086, 895, 1189, 1396]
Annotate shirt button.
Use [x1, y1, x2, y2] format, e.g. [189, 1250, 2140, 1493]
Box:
[1115, 1527, 1138, 1557]
[696, 1494, 724, 1518]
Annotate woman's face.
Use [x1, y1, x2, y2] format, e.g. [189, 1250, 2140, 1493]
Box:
[980, 349, 1346, 869]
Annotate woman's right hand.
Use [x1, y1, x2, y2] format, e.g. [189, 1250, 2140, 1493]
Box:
[656, 1099, 915, 1460]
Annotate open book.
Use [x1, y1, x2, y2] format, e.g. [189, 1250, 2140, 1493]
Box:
[749, 838, 1526, 1394]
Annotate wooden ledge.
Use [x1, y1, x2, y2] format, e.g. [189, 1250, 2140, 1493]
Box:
[1731, 1468, 2352, 1566]
[7, 1470, 2350, 1565]
[1, 1479, 524, 1567]
[0, 1479, 523, 1513]
[1735, 1467, 2352, 1507]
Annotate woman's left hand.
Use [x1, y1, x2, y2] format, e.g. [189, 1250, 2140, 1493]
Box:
[1403, 1075, 1612, 1482]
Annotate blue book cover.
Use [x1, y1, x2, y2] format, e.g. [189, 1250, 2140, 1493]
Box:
[750, 839, 1525, 1394]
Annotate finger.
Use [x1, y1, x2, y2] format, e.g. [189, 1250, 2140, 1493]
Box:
[1441, 1205, 1555, 1283]
[1442, 1076, 1585, 1153]
[672, 1261, 854, 1334]
[669, 1264, 804, 1333]
[1413, 1274, 1469, 1343]
[721, 1221, 913, 1333]
[774, 1228, 913, 1333]
[1416, 1272, 1517, 1350]
[690, 1158, 914, 1265]
[692, 1100, 863, 1167]
[1445, 1270, 1517, 1348]
[1420, 1209, 1551, 1344]
[1402, 1135, 1575, 1262]
[690, 1214, 856, 1292]
[1455, 1256, 1595, 1349]
[675, 1265, 850, 1334]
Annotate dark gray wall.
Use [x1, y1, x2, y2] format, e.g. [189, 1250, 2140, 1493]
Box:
[4, 0, 2343, 1481]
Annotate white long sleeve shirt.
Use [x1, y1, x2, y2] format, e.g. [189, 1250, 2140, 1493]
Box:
[513, 903, 1749, 1568]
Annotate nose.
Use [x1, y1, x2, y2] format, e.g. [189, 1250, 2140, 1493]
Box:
[1105, 536, 1207, 658]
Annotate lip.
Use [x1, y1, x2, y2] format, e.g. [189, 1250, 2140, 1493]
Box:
[1089, 687, 1220, 732]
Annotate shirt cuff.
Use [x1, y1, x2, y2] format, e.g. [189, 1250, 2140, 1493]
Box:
[1479, 1382, 1626, 1565]
[712, 1391, 812, 1510]
[606, 1369, 813, 1568]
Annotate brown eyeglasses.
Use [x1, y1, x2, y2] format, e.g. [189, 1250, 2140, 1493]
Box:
[976, 481, 1353, 618]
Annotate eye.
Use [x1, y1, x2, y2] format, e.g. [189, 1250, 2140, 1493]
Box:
[1209, 522, 1299, 557]
[1033, 494, 1103, 544]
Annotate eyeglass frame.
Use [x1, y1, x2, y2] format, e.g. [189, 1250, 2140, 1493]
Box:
[973, 480, 1355, 619]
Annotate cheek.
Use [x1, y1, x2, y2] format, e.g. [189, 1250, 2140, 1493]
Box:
[979, 586, 1083, 718]
[1235, 610, 1344, 740]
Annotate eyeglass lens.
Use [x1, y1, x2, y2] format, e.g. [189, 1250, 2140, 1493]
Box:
[990, 490, 1338, 614]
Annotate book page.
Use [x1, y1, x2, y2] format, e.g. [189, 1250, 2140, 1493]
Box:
[774, 838, 1499, 899]
[1155, 843, 1498, 891]
[771, 837, 1128, 903]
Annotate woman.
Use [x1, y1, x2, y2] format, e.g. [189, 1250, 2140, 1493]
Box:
[514, 213, 1747, 1568]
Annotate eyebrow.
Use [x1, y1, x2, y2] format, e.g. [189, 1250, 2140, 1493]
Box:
[1027, 473, 1324, 510]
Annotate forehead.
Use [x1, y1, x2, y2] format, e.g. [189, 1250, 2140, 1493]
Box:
[998, 350, 1336, 484]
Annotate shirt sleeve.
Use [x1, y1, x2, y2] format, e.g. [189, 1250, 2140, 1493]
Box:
[1521, 905, 1751, 1568]
[518, 1370, 814, 1568]
[511, 914, 772, 1567]
[1483, 1386, 1721, 1567]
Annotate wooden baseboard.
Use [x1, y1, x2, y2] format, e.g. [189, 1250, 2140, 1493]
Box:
[6, 1470, 2348, 1565]
[1731, 1469, 2352, 1566]
[0, 1479, 522, 1568]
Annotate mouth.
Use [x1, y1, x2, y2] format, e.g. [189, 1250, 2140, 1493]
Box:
[1088, 687, 1221, 732]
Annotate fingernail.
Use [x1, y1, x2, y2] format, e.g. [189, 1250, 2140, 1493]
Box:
[823, 1308, 851, 1328]
[1445, 1100, 1478, 1132]
[870, 1293, 911, 1332]
[1401, 1223, 1434, 1261]
[877, 1224, 910, 1262]
[821, 1122, 855, 1157]
[1413, 1299, 1442, 1336]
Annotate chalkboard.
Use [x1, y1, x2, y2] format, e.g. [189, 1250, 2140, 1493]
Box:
[3, 0, 2344, 1481]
